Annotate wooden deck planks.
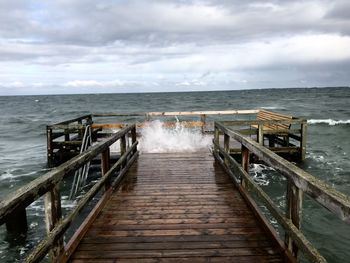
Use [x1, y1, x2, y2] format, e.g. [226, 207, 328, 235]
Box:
[70, 152, 286, 263]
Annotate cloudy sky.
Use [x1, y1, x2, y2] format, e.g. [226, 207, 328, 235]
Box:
[0, 0, 350, 95]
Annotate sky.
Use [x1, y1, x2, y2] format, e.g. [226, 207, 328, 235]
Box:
[0, 0, 350, 95]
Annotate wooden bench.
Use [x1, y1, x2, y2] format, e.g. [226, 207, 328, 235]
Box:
[252, 109, 293, 131]
[252, 110, 293, 146]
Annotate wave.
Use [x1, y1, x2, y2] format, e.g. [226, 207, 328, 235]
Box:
[308, 119, 350, 125]
[249, 163, 275, 186]
[139, 120, 211, 153]
[260, 106, 285, 110]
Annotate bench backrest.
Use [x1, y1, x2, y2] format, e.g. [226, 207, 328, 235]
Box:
[257, 110, 293, 130]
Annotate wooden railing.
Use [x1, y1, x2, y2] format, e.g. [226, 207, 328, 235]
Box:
[0, 125, 138, 263]
[46, 110, 258, 168]
[91, 110, 259, 131]
[46, 114, 93, 167]
[221, 117, 307, 161]
[213, 122, 350, 263]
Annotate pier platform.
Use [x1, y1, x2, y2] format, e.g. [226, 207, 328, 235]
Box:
[1, 110, 349, 263]
[71, 152, 285, 263]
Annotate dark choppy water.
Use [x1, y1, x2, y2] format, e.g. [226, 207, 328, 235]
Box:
[0, 87, 349, 262]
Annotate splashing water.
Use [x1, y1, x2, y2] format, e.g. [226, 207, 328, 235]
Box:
[308, 119, 350, 125]
[139, 120, 212, 153]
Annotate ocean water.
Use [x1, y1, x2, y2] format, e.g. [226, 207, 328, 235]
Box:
[0, 87, 349, 262]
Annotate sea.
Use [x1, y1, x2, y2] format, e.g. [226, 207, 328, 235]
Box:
[0, 87, 349, 262]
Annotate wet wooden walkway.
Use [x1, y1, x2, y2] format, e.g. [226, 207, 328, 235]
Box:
[70, 152, 286, 263]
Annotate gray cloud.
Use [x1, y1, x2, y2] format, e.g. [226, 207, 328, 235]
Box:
[0, 0, 349, 94]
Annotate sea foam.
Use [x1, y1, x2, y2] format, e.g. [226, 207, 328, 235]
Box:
[139, 120, 211, 153]
[308, 119, 350, 125]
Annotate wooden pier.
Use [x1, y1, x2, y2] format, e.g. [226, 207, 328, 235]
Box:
[0, 109, 349, 263]
[70, 152, 287, 263]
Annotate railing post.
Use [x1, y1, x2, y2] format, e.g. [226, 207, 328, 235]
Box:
[47, 126, 54, 168]
[285, 178, 303, 258]
[200, 114, 206, 134]
[224, 133, 230, 167]
[241, 145, 250, 188]
[120, 135, 127, 168]
[44, 184, 63, 262]
[5, 208, 28, 236]
[101, 147, 111, 189]
[258, 124, 264, 145]
[87, 115, 93, 126]
[300, 121, 307, 161]
[214, 124, 219, 154]
[78, 120, 83, 139]
[64, 128, 70, 141]
[131, 126, 137, 155]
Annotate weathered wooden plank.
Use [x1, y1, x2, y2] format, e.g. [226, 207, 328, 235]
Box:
[70, 257, 284, 263]
[80, 234, 270, 244]
[69, 152, 286, 263]
[77, 240, 273, 250]
[72, 247, 280, 258]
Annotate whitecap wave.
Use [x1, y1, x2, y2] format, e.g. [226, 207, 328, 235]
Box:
[0, 170, 15, 181]
[249, 163, 275, 186]
[139, 120, 211, 153]
[308, 119, 350, 125]
[260, 106, 285, 110]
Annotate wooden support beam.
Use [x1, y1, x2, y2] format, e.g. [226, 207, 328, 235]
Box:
[5, 207, 28, 235]
[223, 133, 230, 167]
[300, 122, 307, 161]
[64, 129, 70, 141]
[120, 135, 126, 168]
[285, 179, 303, 258]
[214, 127, 219, 154]
[131, 127, 137, 155]
[241, 145, 250, 188]
[101, 148, 111, 190]
[46, 126, 53, 168]
[44, 185, 63, 262]
[200, 114, 206, 134]
[258, 125, 264, 146]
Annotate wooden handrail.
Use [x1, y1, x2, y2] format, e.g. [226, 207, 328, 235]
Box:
[25, 141, 138, 263]
[0, 125, 136, 225]
[221, 119, 306, 126]
[213, 121, 350, 262]
[215, 122, 350, 223]
[48, 114, 92, 127]
[92, 109, 259, 117]
[1, 124, 138, 263]
[213, 140, 325, 263]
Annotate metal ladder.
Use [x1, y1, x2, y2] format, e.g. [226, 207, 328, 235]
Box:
[69, 125, 92, 199]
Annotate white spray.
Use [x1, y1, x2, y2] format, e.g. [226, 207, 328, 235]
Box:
[139, 120, 212, 153]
